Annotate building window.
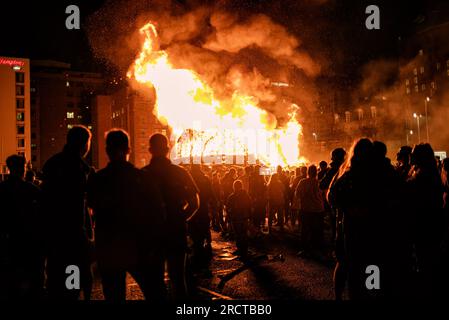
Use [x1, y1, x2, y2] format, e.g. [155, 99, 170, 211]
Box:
[420, 66, 425, 74]
[16, 112, 25, 122]
[15, 72, 25, 84]
[67, 112, 75, 119]
[16, 85, 25, 96]
[345, 111, 351, 123]
[431, 81, 436, 89]
[67, 124, 74, 129]
[421, 84, 426, 91]
[66, 81, 70, 87]
[406, 87, 411, 95]
[419, 49, 424, 56]
[334, 114, 340, 124]
[446, 60, 449, 67]
[405, 79, 410, 86]
[17, 151, 25, 157]
[17, 139, 25, 148]
[357, 109, 364, 121]
[437, 63, 441, 71]
[370, 106, 377, 119]
[413, 68, 418, 76]
[17, 125, 25, 135]
[16, 98, 24, 109]
[414, 77, 418, 84]
[415, 85, 419, 92]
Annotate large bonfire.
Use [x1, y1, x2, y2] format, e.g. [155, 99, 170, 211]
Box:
[127, 22, 304, 167]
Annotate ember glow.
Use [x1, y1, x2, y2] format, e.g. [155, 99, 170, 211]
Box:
[127, 22, 304, 167]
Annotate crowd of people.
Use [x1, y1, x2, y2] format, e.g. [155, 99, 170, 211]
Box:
[1, 125, 449, 301]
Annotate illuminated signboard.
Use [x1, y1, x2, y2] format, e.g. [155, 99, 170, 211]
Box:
[0, 58, 25, 67]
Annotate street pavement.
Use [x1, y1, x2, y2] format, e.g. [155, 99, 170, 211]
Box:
[91, 225, 336, 300]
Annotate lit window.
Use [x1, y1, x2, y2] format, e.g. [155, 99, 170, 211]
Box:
[420, 66, 425, 74]
[16, 112, 25, 121]
[405, 79, 410, 86]
[419, 49, 424, 56]
[357, 109, 364, 121]
[370, 106, 377, 118]
[414, 77, 418, 84]
[334, 114, 340, 123]
[66, 81, 70, 87]
[415, 85, 419, 92]
[413, 68, 418, 75]
[421, 84, 426, 91]
[406, 88, 411, 95]
[67, 112, 75, 119]
[431, 82, 436, 89]
[67, 124, 73, 129]
[345, 111, 351, 123]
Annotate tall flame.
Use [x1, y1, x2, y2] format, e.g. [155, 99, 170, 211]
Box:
[127, 22, 303, 167]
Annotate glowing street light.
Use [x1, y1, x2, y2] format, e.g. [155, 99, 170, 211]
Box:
[424, 97, 430, 143]
[413, 113, 422, 142]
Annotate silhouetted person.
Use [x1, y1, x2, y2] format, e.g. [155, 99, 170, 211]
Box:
[87, 129, 165, 301]
[318, 161, 329, 180]
[441, 158, 449, 297]
[210, 172, 224, 231]
[189, 165, 213, 269]
[277, 166, 291, 227]
[41, 125, 93, 300]
[329, 139, 411, 300]
[221, 169, 236, 231]
[0, 155, 43, 300]
[267, 173, 285, 234]
[407, 143, 444, 298]
[226, 180, 252, 258]
[295, 165, 324, 257]
[142, 134, 199, 300]
[395, 146, 412, 181]
[249, 165, 267, 231]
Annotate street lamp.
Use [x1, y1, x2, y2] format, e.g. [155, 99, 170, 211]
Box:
[424, 97, 430, 143]
[406, 130, 413, 145]
[413, 113, 422, 143]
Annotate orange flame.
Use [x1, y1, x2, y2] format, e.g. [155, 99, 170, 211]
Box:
[127, 22, 304, 167]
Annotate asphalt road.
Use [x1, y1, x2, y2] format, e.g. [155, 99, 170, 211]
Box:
[90, 226, 336, 300]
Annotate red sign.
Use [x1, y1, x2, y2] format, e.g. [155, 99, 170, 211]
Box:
[0, 58, 25, 67]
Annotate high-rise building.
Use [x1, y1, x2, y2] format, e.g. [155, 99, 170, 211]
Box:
[0, 56, 31, 175]
[30, 60, 104, 169]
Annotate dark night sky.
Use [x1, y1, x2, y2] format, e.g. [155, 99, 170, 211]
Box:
[0, 0, 442, 76]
